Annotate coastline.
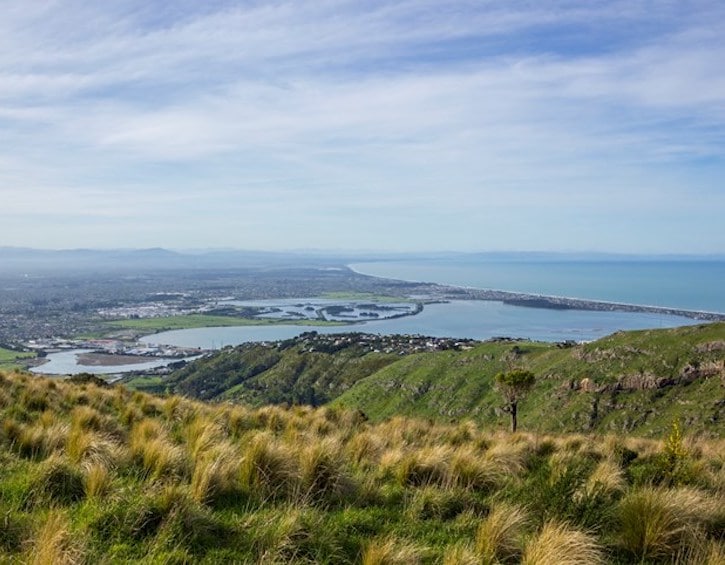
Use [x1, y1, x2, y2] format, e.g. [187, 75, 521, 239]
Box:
[347, 265, 725, 322]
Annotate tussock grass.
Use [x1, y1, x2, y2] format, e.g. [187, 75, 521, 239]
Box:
[406, 486, 470, 521]
[190, 442, 241, 505]
[442, 543, 479, 565]
[84, 461, 112, 499]
[345, 430, 386, 468]
[27, 509, 84, 565]
[522, 521, 604, 565]
[448, 445, 511, 491]
[66, 426, 123, 468]
[129, 418, 189, 480]
[616, 486, 724, 561]
[395, 446, 450, 488]
[26, 455, 85, 507]
[361, 536, 423, 565]
[475, 502, 529, 564]
[247, 505, 344, 563]
[239, 432, 299, 501]
[298, 438, 355, 503]
[585, 459, 626, 496]
[0, 370, 723, 564]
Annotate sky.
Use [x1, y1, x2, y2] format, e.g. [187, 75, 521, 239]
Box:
[1, 1, 724, 253]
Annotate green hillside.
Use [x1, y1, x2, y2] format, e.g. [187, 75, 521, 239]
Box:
[165, 333, 402, 405]
[1, 370, 723, 563]
[160, 323, 725, 437]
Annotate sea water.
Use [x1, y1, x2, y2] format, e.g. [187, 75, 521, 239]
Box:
[350, 260, 725, 313]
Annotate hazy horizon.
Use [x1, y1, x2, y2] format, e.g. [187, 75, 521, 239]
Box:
[2, 2, 724, 253]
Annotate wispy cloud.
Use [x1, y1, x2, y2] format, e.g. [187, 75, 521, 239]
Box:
[1, 1, 724, 251]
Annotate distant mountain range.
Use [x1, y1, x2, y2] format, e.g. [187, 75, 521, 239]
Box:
[1, 247, 723, 274]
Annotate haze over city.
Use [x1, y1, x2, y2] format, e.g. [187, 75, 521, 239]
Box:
[2, 1, 724, 253]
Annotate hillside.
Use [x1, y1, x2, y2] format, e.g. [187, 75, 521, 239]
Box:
[158, 323, 725, 437]
[1, 370, 723, 563]
[163, 332, 409, 405]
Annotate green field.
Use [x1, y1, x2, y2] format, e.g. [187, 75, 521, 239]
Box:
[105, 314, 347, 332]
[0, 347, 36, 370]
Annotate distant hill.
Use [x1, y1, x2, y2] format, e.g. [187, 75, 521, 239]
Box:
[163, 333, 404, 405]
[160, 323, 725, 437]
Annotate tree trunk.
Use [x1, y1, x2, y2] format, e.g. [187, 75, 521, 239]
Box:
[511, 402, 518, 433]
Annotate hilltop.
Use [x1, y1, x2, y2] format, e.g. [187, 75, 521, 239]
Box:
[0, 370, 723, 563]
[153, 323, 725, 438]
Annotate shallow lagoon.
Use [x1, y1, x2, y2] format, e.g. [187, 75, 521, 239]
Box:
[30, 349, 193, 376]
[141, 300, 700, 349]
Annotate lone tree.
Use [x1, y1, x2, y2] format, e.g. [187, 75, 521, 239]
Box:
[494, 369, 536, 432]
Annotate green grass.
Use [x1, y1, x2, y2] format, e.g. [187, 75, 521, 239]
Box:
[0, 347, 36, 370]
[105, 314, 347, 332]
[0, 370, 722, 563]
[121, 376, 167, 394]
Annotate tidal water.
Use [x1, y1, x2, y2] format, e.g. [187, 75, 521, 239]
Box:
[30, 349, 193, 376]
[350, 260, 725, 313]
[141, 300, 699, 350]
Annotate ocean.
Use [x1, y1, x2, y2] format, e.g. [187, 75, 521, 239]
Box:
[349, 259, 725, 313]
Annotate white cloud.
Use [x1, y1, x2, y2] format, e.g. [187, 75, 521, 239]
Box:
[0, 1, 724, 251]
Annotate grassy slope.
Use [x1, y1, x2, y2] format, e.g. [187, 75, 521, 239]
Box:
[166, 340, 401, 405]
[0, 370, 723, 564]
[165, 323, 725, 437]
[333, 323, 725, 437]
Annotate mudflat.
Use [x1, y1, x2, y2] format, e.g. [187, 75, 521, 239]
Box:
[77, 353, 152, 367]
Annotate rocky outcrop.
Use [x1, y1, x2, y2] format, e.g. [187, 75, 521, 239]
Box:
[569, 360, 724, 393]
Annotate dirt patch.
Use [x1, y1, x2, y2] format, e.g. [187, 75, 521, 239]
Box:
[77, 353, 152, 367]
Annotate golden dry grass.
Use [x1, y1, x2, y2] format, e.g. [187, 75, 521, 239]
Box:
[522, 521, 604, 565]
[361, 536, 423, 565]
[27, 510, 83, 565]
[475, 502, 529, 564]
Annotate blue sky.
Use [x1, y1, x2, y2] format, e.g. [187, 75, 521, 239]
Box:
[1, 1, 724, 253]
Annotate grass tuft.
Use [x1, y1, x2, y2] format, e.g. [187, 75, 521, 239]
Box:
[475, 502, 529, 564]
[616, 486, 723, 561]
[522, 521, 604, 565]
[26, 455, 85, 507]
[361, 536, 423, 565]
[27, 509, 83, 565]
